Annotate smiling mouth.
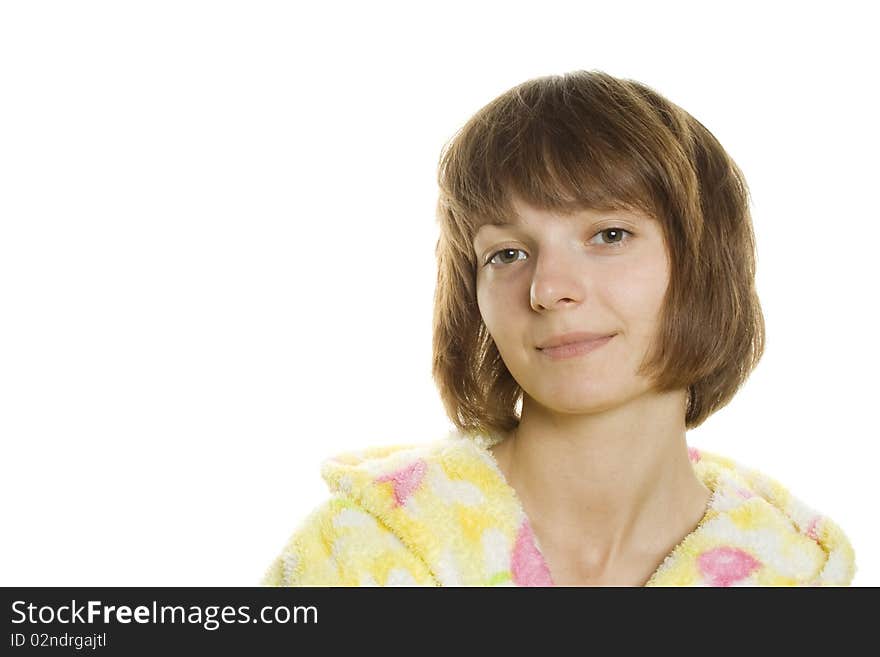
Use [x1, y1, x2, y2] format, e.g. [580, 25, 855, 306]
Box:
[537, 335, 615, 360]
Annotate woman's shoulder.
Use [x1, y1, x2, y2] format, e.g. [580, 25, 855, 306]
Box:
[261, 428, 520, 586]
[679, 444, 857, 586]
[317, 428, 508, 499]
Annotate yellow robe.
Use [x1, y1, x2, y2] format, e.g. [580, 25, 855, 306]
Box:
[261, 430, 856, 586]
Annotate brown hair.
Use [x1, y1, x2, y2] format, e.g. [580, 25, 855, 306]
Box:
[431, 69, 765, 436]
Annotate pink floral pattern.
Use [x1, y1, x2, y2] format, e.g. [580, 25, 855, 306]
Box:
[697, 546, 762, 586]
[375, 459, 427, 507]
[510, 519, 553, 586]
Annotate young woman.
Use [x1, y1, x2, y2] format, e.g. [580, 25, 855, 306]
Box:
[261, 70, 856, 587]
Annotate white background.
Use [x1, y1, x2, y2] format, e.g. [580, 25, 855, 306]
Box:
[1, 0, 876, 586]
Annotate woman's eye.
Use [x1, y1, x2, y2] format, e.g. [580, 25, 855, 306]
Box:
[485, 248, 527, 266]
[484, 228, 633, 267]
[589, 227, 633, 247]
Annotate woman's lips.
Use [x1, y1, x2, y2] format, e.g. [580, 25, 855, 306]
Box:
[538, 334, 614, 360]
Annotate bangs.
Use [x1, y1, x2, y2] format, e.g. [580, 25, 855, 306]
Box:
[437, 73, 673, 238]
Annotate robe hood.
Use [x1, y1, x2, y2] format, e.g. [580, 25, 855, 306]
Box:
[309, 430, 856, 586]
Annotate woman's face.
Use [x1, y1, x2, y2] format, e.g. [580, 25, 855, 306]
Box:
[473, 195, 671, 415]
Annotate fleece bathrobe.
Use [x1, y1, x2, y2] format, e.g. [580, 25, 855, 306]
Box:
[261, 430, 856, 587]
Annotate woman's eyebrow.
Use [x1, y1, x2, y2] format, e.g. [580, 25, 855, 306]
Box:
[472, 209, 644, 248]
[474, 219, 515, 235]
[472, 220, 521, 247]
[474, 210, 617, 235]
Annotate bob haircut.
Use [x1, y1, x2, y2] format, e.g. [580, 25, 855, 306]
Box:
[432, 69, 765, 436]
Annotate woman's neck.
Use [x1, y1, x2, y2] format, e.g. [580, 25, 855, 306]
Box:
[489, 388, 711, 575]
